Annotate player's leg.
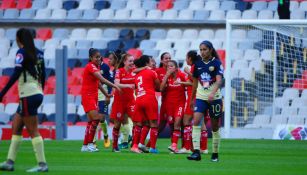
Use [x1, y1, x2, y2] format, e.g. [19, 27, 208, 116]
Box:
[178, 114, 193, 153]
[209, 99, 223, 162]
[98, 100, 110, 148]
[200, 115, 208, 154]
[169, 105, 184, 153]
[112, 119, 121, 152]
[138, 120, 150, 153]
[0, 113, 24, 171]
[146, 99, 159, 153]
[85, 110, 100, 152]
[130, 102, 143, 153]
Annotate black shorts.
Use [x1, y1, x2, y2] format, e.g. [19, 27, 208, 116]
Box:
[17, 94, 43, 116]
[194, 99, 223, 119]
[98, 100, 109, 115]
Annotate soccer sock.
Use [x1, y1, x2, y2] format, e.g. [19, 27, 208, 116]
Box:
[140, 125, 150, 145]
[150, 127, 158, 149]
[100, 121, 108, 137]
[83, 121, 91, 145]
[212, 130, 221, 153]
[171, 130, 181, 146]
[192, 126, 201, 150]
[183, 125, 191, 150]
[88, 120, 99, 144]
[200, 130, 208, 151]
[132, 125, 142, 148]
[121, 123, 130, 143]
[112, 128, 120, 149]
[7, 135, 22, 162]
[32, 136, 46, 164]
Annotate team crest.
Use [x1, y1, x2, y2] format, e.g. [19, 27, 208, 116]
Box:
[117, 113, 122, 118]
[209, 66, 215, 72]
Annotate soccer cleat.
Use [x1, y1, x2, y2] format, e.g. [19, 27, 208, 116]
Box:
[138, 144, 149, 153]
[119, 142, 129, 149]
[26, 165, 48, 172]
[149, 148, 159, 154]
[103, 136, 111, 148]
[187, 150, 201, 161]
[87, 143, 99, 152]
[200, 149, 208, 154]
[81, 145, 89, 152]
[112, 147, 120, 153]
[0, 161, 14, 171]
[131, 146, 142, 154]
[168, 144, 179, 153]
[211, 153, 219, 162]
[176, 148, 192, 154]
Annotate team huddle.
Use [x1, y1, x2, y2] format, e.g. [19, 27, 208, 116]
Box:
[81, 40, 224, 162]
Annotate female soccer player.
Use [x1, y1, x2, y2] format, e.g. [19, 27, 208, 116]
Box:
[187, 41, 224, 162]
[110, 54, 136, 152]
[81, 48, 119, 152]
[0, 28, 48, 172]
[160, 60, 187, 153]
[131, 55, 160, 153]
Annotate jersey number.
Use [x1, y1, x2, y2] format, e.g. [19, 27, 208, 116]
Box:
[137, 76, 144, 92]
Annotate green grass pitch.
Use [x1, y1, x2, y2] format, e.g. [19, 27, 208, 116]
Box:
[1, 139, 307, 175]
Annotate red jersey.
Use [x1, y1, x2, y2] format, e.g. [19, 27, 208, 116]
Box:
[155, 67, 167, 82]
[135, 69, 158, 99]
[114, 67, 135, 101]
[164, 71, 187, 104]
[81, 62, 100, 97]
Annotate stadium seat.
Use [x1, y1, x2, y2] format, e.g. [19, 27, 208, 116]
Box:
[97, 9, 114, 20]
[258, 10, 273, 19]
[0, 0, 16, 9]
[267, 1, 278, 11]
[182, 29, 198, 40]
[291, 98, 307, 109]
[173, 0, 189, 10]
[68, 85, 82, 96]
[103, 29, 119, 40]
[63, 0, 79, 11]
[67, 9, 83, 20]
[44, 38, 60, 49]
[4, 103, 18, 116]
[114, 9, 130, 20]
[92, 40, 107, 49]
[37, 113, 47, 124]
[76, 40, 92, 49]
[270, 115, 288, 127]
[188, 0, 204, 10]
[245, 114, 270, 128]
[119, 28, 134, 40]
[0, 9, 3, 18]
[298, 107, 307, 116]
[290, 1, 299, 11]
[0, 103, 6, 112]
[291, 10, 305, 19]
[244, 49, 259, 61]
[0, 28, 4, 38]
[74, 95, 81, 106]
[78, 0, 94, 10]
[110, 0, 126, 10]
[205, 0, 220, 11]
[237, 40, 253, 50]
[47, 0, 63, 9]
[77, 105, 85, 117]
[31, 0, 47, 9]
[126, 0, 141, 10]
[19, 9, 36, 19]
[251, 1, 267, 11]
[247, 30, 263, 42]
[82, 9, 98, 20]
[220, 1, 236, 11]
[71, 28, 87, 40]
[130, 9, 146, 20]
[123, 40, 139, 51]
[140, 40, 156, 50]
[143, 49, 160, 59]
[42, 103, 55, 116]
[281, 107, 298, 117]
[155, 40, 172, 50]
[51, 9, 67, 20]
[173, 40, 190, 50]
[147, 9, 162, 20]
[94, 0, 110, 10]
[127, 48, 142, 59]
[287, 115, 305, 125]
[178, 9, 193, 20]
[107, 40, 124, 51]
[261, 49, 273, 61]
[0, 112, 10, 124]
[232, 29, 247, 41]
[60, 39, 75, 49]
[300, 1, 307, 11]
[162, 9, 177, 20]
[166, 29, 182, 40]
[157, 0, 174, 11]
[142, 0, 157, 10]
[208, 10, 225, 20]
[53, 28, 69, 39]
[282, 88, 299, 100]
[5, 28, 17, 40]
[2, 68, 15, 77]
[242, 10, 257, 19]
[292, 79, 305, 90]
[3, 9, 19, 19]
[226, 10, 241, 20]
[249, 59, 262, 72]
[135, 29, 150, 40]
[193, 10, 210, 20]
[34, 9, 52, 19]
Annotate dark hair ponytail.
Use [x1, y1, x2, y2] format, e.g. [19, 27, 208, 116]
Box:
[134, 55, 150, 68]
[16, 28, 38, 79]
[187, 50, 199, 64]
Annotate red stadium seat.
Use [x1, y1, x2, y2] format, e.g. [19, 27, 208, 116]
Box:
[36, 28, 53, 41]
[16, 0, 32, 9]
[0, 0, 16, 9]
[68, 76, 80, 86]
[0, 76, 10, 89]
[157, 0, 173, 11]
[67, 67, 72, 76]
[217, 50, 226, 67]
[72, 68, 84, 78]
[68, 85, 82, 96]
[41, 122, 55, 126]
[292, 79, 305, 90]
[302, 70, 307, 80]
[127, 48, 142, 59]
[75, 122, 87, 126]
[43, 84, 55, 94]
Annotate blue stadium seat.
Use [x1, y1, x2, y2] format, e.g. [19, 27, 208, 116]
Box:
[110, 0, 126, 10]
[5, 28, 18, 40]
[0, 10, 3, 18]
[32, 0, 47, 10]
[63, 0, 79, 11]
[67, 114, 79, 124]
[79, 114, 88, 122]
[82, 9, 98, 20]
[53, 28, 70, 39]
[68, 59, 79, 69]
[67, 9, 83, 20]
[92, 40, 108, 50]
[98, 48, 109, 57]
[77, 49, 89, 59]
[19, 9, 36, 19]
[107, 40, 124, 51]
[123, 39, 139, 51]
[220, 1, 236, 11]
[173, 0, 189, 10]
[142, 0, 157, 10]
[94, 0, 110, 10]
[194, 10, 210, 20]
[3, 9, 19, 19]
[47, 113, 56, 122]
[135, 29, 150, 40]
[119, 29, 134, 40]
[236, 0, 251, 11]
[37, 113, 47, 124]
[45, 68, 55, 77]
[80, 59, 88, 67]
[2, 68, 15, 76]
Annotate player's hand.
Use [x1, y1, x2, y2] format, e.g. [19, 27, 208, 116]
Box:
[105, 97, 111, 105]
[115, 85, 122, 93]
[128, 84, 135, 89]
[184, 66, 190, 74]
[174, 79, 181, 85]
[208, 93, 215, 102]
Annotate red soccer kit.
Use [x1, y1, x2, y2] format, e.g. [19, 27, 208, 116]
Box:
[164, 71, 187, 124]
[184, 65, 194, 115]
[81, 62, 100, 113]
[155, 67, 167, 121]
[110, 67, 135, 121]
[133, 69, 159, 123]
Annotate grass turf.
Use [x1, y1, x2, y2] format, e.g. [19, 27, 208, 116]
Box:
[0, 139, 307, 175]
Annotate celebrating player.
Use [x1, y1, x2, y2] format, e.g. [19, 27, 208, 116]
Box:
[0, 28, 48, 172]
[81, 48, 119, 152]
[160, 60, 187, 153]
[110, 54, 136, 152]
[131, 55, 160, 153]
[187, 41, 224, 162]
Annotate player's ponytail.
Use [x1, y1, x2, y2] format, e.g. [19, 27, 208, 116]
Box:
[187, 50, 199, 64]
[134, 55, 150, 68]
[200, 40, 220, 60]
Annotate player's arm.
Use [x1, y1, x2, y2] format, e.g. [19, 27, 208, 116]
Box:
[177, 80, 192, 86]
[114, 78, 135, 89]
[98, 82, 111, 98]
[160, 71, 172, 92]
[93, 72, 121, 92]
[208, 75, 222, 101]
[154, 78, 160, 91]
[133, 66, 150, 73]
[0, 67, 22, 102]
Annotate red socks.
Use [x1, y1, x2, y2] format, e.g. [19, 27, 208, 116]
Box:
[112, 127, 119, 149]
[132, 125, 142, 148]
[150, 127, 158, 149]
[140, 125, 150, 145]
[171, 130, 181, 145]
[183, 125, 192, 150]
[83, 121, 91, 145]
[200, 130, 208, 150]
[88, 120, 99, 144]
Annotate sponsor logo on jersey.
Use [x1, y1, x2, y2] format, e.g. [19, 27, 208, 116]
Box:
[209, 66, 215, 72]
[15, 53, 24, 65]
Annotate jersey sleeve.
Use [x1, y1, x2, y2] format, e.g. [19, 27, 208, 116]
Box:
[192, 62, 200, 78]
[89, 63, 100, 73]
[216, 61, 224, 77]
[115, 69, 121, 80]
[15, 50, 24, 68]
